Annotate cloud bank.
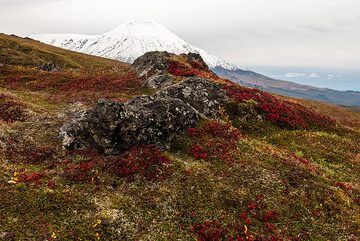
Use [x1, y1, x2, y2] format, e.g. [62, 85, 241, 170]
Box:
[0, 0, 359, 70]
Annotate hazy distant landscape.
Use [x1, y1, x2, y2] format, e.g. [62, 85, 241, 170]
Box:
[251, 66, 360, 91]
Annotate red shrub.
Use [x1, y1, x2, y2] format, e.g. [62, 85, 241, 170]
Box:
[192, 198, 284, 241]
[168, 61, 196, 77]
[61, 147, 171, 182]
[19, 172, 45, 185]
[192, 221, 228, 241]
[262, 211, 278, 222]
[0, 66, 143, 103]
[5, 137, 54, 164]
[107, 145, 172, 181]
[188, 127, 197, 136]
[63, 149, 105, 182]
[335, 182, 353, 192]
[241, 212, 252, 225]
[188, 121, 241, 164]
[64, 161, 96, 182]
[225, 83, 336, 129]
[247, 202, 257, 210]
[28, 147, 54, 163]
[286, 153, 319, 173]
[0, 94, 27, 122]
[57, 73, 141, 93]
[191, 145, 208, 160]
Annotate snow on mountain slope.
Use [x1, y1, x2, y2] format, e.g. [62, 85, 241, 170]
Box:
[31, 20, 243, 70]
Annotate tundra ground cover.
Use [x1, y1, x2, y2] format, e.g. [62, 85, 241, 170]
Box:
[225, 83, 337, 129]
[0, 34, 359, 240]
[1, 91, 358, 240]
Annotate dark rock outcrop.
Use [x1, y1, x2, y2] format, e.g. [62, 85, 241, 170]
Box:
[39, 62, 60, 72]
[132, 52, 175, 89]
[60, 77, 228, 154]
[132, 51, 215, 89]
[132, 51, 171, 78]
[142, 73, 175, 89]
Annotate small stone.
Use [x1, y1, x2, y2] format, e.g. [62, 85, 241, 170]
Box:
[7, 180, 17, 184]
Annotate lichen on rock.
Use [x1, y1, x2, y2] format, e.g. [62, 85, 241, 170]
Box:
[60, 77, 228, 154]
[132, 51, 215, 89]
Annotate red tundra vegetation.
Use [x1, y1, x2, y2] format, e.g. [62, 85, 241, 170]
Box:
[63, 149, 105, 182]
[188, 120, 241, 164]
[56, 146, 171, 183]
[168, 60, 196, 77]
[192, 196, 285, 241]
[0, 66, 143, 103]
[167, 59, 218, 79]
[19, 172, 45, 185]
[1, 35, 359, 240]
[335, 182, 353, 192]
[0, 93, 28, 122]
[225, 83, 336, 129]
[107, 145, 172, 181]
[5, 137, 54, 164]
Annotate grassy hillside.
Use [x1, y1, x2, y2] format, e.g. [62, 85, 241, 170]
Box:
[0, 34, 359, 241]
[298, 99, 360, 131]
[0, 33, 129, 70]
[0, 34, 145, 103]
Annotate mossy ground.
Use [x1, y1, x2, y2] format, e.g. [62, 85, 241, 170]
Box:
[0, 34, 359, 240]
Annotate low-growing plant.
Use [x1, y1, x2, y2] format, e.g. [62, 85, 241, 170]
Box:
[0, 93, 27, 122]
[5, 137, 55, 164]
[225, 83, 337, 129]
[63, 149, 105, 182]
[19, 172, 45, 185]
[187, 120, 241, 164]
[192, 197, 284, 241]
[107, 145, 172, 181]
[168, 60, 196, 77]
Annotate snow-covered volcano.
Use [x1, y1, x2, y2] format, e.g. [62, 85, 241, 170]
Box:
[31, 20, 242, 70]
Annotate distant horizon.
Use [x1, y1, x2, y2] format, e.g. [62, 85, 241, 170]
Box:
[249, 65, 360, 91]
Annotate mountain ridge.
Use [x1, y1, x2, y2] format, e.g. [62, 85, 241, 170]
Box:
[32, 20, 241, 70]
[213, 67, 360, 106]
[31, 21, 360, 106]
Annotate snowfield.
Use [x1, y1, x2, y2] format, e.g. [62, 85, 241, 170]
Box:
[31, 20, 244, 70]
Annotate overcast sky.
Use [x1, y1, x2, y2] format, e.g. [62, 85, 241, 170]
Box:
[0, 0, 359, 89]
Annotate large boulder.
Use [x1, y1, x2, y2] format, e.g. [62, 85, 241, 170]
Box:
[39, 62, 60, 72]
[132, 51, 171, 78]
[132, 51, 211, 77]
[132, 51, 175, 89]
[132, 51, 216, 89]
[60, 77, 228, 154]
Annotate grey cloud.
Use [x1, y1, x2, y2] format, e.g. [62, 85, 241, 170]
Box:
[0, 0, 67, 6]
[0, 0, 359, 69]
[298, 25, 332, 33]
